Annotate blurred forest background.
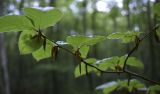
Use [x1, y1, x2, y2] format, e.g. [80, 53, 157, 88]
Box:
[0, 0, 160, 94]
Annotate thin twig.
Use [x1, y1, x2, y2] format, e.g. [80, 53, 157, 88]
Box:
[125, 70, 160, 85]
[37, 26, 160, 85]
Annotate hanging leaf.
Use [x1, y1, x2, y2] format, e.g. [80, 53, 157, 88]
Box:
[74, 58, 97, 78]
[0, 15, 33, 32]
[18, 30, 43, 54]
[32, 40, 53, 61]
[107, 31, 142, 43]
[79, 45, 89, 58]
[67, 35, 105, 50]
[23, 7, 63, 29]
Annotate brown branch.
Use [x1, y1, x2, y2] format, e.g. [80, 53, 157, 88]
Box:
[37, 27, 160, 85]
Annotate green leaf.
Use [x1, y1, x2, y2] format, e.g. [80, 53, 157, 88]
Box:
[119, 56, 144, 69]
[96, 56, 119, 71]
[148, 85, 160, 94]
[107, 31, 141, 43]
[96, 81, 118, 94]
[117, 79, 145, 92]
[32, 40, 54, 61]
[18, 30, 43, 54]
[103, 83, 118, 94]
[0, 15, 32, 32]
[23, 7, 63, 29]
[79, 45, 89, 58]
[67, 35, 105, 50]
[74, 58, 97, 78]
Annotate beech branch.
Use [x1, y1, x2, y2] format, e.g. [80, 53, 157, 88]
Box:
[36, 25, 160, 85]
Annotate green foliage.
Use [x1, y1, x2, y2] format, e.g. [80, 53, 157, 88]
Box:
[32, 40, 54, 61]
[107, 31, 142, 43]
[67, 35, 106, 50]
[148, 85, 160, 94]
[96, 56, 144, 71]
[109, 6, 119, 19]
[96, 56, 119, 71]
[0, 5, 158, 94]
[0, 15, 32, 32]
[79, 45, 89, 58]
[74, 55, 143, 78]
[23, 7, 63, 29]
[97, 79, 145, 94]
[101, 81, 118, 94]
[74, 58, 97, 77]
[117, 79, 145, 92]
[18, 30, 43, 54]
[119, 56, 144, 69]
[154, 3, 160, 16]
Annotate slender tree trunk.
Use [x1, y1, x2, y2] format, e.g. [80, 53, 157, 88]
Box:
[0, 0, 11, 94]
[0, 35, 11, 94]
[146, 0, 156, 79]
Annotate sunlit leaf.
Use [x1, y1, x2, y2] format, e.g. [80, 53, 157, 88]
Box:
[0, 15, 32, 32]
[24, 7, 63, 29]
[67, 35, 105, 49]
[79, 45, 89, 58]
[119, 56, 144, 69]
[107, 31, 142, 43]
[96, 81, 118, 94]
[18, 30, 43, 54]
[32, 40, 54, 61]
[96, 56, 119, 71]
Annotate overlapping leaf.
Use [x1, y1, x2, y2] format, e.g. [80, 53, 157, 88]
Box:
[117, 79, 145, 92]
[96, 56, 119, 71]
[97, 79, 145, 94]
[0, 15, 32, 32]
[23, 7, 63, 29]
[107, 31, 142, 43]
[96, 56, 144, 71]
[18, 30, 43, 54]
[32, 40, 54, 61]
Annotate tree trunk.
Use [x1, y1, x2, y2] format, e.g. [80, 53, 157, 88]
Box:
[0, 0, 11, 94]
[146, 0, 156, 79]
[0, 34, 11, 94]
